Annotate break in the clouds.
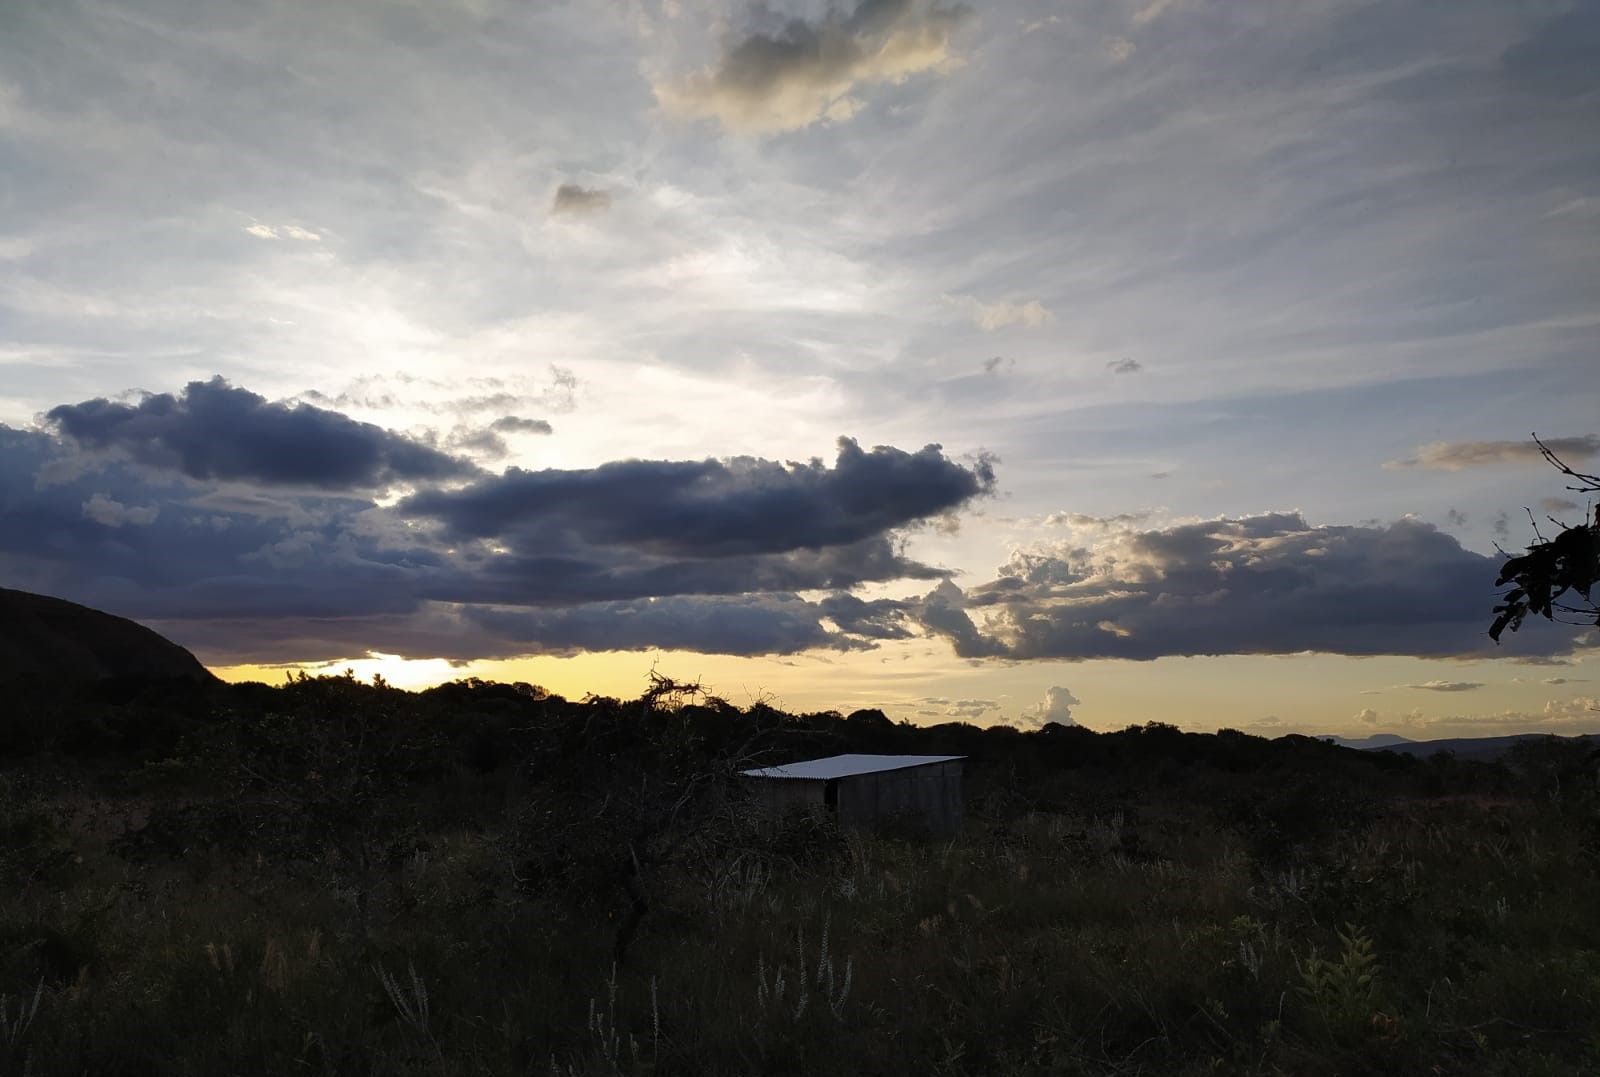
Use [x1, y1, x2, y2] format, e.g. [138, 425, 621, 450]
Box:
[656, 0, 972, 132]
[1, 386, 996, 662]
[908, 512, 1582, 662]
[550, 184, 612, 216]
[46, 378, 478, 490]
[1385, 436, 1600, 472]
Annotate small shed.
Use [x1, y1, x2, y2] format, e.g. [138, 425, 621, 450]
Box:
[742, 754, 964, 836]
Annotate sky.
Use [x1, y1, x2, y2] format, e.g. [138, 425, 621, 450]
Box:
[1, 0, 1597, 737]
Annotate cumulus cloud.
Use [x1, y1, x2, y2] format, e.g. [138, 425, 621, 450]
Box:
[3, 390, 996, 665]
[1385, 435, 1599, 471]
[551, 184, 612, 215]
[403, 436, 995, 557]
[945, 294, 1055, 330]
[1018, 685, 1079, 728]
[81, 493, 159, 528]
[46, 377, 478, 490]
[907, 511, 1580, 661]
[1354, 707, 1380, 726]
[657, 0, 972, 133]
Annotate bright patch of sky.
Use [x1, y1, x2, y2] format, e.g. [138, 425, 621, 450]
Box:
[1, 0, 1595, 735]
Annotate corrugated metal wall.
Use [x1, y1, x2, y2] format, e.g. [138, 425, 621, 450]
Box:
[747, 761, 962, 837]
[836, 760, 962, 836]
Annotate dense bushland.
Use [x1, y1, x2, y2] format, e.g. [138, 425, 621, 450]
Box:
[2, 673, 1597, 1075]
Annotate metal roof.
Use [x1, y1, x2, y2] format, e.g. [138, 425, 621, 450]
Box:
[741, 753, 964, 781]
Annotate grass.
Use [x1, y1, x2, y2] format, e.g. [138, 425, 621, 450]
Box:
[2, 681, 1598, 1074]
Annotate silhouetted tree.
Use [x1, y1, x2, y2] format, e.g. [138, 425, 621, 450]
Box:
[1490, 435, 1599, 642]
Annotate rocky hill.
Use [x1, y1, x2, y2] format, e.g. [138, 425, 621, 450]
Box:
[0, 587, 214, 685]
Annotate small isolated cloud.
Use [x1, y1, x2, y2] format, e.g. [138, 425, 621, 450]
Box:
[489, 416, 554, 436]
[551, 184, 612, 215]
[47, 376, 477, 490]
[82, 493, 158, 528]
[1385, 435, 1599, 471]
[1401, 680, 1485, 692]
[657, 0, 972, 133]
[243, 223, 321, 242]
[1017, 685, 1080, 728]
[1354, 707, 1380, 726]
[1106, 358, 1142, 374]
[1105, 36, 1135, 62]
[1541, 497, 1581, 514]
[981, 356, 1013, 375]
[1543, 677, 1587, 685]
[946, 294, 1055, 330]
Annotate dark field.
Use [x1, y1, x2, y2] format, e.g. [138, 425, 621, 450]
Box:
[3, 674, 1598, 1075]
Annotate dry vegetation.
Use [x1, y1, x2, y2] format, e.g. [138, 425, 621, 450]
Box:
[3, 673, 1598, 1075]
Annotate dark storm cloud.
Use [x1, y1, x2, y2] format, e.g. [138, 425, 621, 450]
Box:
[402, 437, 995, 557]
[551, 183, 612, 215]
[47, 377, 478, 489]
[908, 512, 1579, 661]
[2, 388, 995, 664]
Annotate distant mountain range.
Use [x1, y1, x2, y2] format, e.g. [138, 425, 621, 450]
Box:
[1321, 730, 1599, 761]
[0, 587, 214, 685]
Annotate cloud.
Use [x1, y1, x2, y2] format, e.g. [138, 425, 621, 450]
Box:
[1354, 707, 1380, 726]
[981, 356, 1013, 375]
[81, 493, 159, 528]
[1543, 677, 1587, 686]
[46, 377, 478, 490]
[1106, 358, 1142, 374]
[243, 223, 321, 242]
[489, 415, 553, 436]
[1018, 685, 1079, 728]
[402, 436, 995, 558]
[1541, 497, 1582, 514]
[2, 392, 996, 665]
[656, 0, 972, 133]
[908, 511, 1581, 661]
[551, 184, 612, 215]
[1400, 680, 1485, 692]
[1384, 435, 1599, 471]
[945, 294, 1055, 330]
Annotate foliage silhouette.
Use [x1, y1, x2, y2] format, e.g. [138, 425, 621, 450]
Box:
[1491, 434, 1600, 641]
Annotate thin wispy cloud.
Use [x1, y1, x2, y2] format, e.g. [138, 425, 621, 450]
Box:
[1385, 436, 1600, 471]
